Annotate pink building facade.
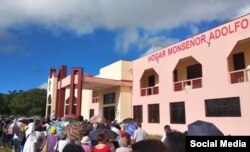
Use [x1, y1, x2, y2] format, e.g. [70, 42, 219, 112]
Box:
[47, 14, 250, 135]
[132, 14, 250, 135]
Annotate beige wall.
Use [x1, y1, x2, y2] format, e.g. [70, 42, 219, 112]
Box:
[228, 40, 250, 71]
[96, 86, 132, 122]
[98, 87, 119, 116]
[100, 60, 132, 80]
[117, 86, 132, 121]
[46, 76, 57, 118]
[140, 69, 159, 88]
[81, 89, 92, 120]
[175, 58, 200, 81]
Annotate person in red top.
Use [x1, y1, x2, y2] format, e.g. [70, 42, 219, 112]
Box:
[93, 133, 111, 152]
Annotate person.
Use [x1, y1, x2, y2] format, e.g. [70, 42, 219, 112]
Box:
[133, 123, 147, 143]
[89, 123, 98, 147]
[18, 126, 27, 152]
[163, 131, 186, 152]
[123, 133, 131, 147]
[116, 138, 132, 152]
[51, 111, 56, 121]
[25, 119, 35, 138]
[55, 131, 70, 152]
[47, 127, 59, 152]
[161, 125, 171, 142]
[106, 139, 115, 152]
[93, 133, 111, 152]
[81, 136, 91, 152]
[23, 121, 46, 152]
[62, 143, 85, 152]
[78, 115, 84, 122]
[0, 118, 4, 147]
[0, 117, 3, 140]
[131, 139, 168, 152]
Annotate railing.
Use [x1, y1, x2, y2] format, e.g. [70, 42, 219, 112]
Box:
[229, 69, 250, 84]
[174, 77, 202, 92]
[141, 86, 159, 96]
[92, 97, 99, 103]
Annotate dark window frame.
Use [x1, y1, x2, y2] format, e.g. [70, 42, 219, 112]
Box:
[103, 92, 116, 105]
[170, 102, 186, 124]
[233, 52, 245, 70]
[133, 105, 143, 123]
[187, 64, 202, 79]
[148, 75, 155, 87]
[89, 109, 94, 119]
[148, 104, 160, 123]
[205, 97, 241, 117]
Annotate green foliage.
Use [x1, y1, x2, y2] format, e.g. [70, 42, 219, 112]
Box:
[0, 94, 10, 115]
[0, 89, 47, 116]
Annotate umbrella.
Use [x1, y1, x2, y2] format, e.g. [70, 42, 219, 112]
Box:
[63, 117, 78, 122]
[89, 115, 107, 124]
[65, 121, 89, 141]
[17, 117, 30, 124]
[125, 122, 137, 136]
[188, 120, 224, 136]
[8, 122, 25, 134]
[90, 129, 118, 140]
[61, 114, 78, 121]
[47, 121, 69, 137]
[111, 123, 121, 130]
[120, 118, 135, 124]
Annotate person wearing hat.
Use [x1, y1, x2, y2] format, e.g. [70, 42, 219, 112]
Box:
[116, 138, 132, 152]
[81, 136, 91, 152]
[18, 125, 28, 152]
[47, 127, 59, 152]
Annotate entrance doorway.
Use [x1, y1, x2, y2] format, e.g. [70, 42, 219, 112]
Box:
[103, 106, 115, 122]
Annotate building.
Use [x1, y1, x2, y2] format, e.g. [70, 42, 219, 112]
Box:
[46, 61, 132, 122]
[46, 13, 250, 135]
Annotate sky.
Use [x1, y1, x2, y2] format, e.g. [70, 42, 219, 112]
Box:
[0, 0, 250, 94]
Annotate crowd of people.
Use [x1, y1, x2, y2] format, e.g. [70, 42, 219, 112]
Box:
[0, 114, 186, 152]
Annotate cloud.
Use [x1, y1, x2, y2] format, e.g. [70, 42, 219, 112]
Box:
[38, 82, 47, 90]
[0, 44, 25, 54]
[0, 31, 28, 55]
[141, 38, 179, 57]
[236, 5, 250, 17]
[0, 0, 249, 53]
[189, 25, 199, 35]
[1, 0, 248, 32]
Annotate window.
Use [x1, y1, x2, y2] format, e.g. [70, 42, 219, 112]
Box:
[187, 64, 202, 79]
[89, 109, 94, 119]
[133, 105, 143, 123]
[104, 106, 115, 122]
[65, 98, 69, 115]
[148, 104, 159, 123]
[47, 106, 51, 118]
[73, 97, 77, 114]
[48, 95, 51, 104]
[233, 52, 245, 70]
[174, 69, 178, 82]
[48, 80, 51, 91]
[170, 102, 186, 124]
[205, 97, 241, 117]
[148, 75, 155, 87]
[103, 93, 115, 104]
[47, 95, 52, 118]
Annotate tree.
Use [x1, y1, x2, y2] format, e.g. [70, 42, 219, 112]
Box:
[8, 89, 47, 116]
[0, 94, 10, 115]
